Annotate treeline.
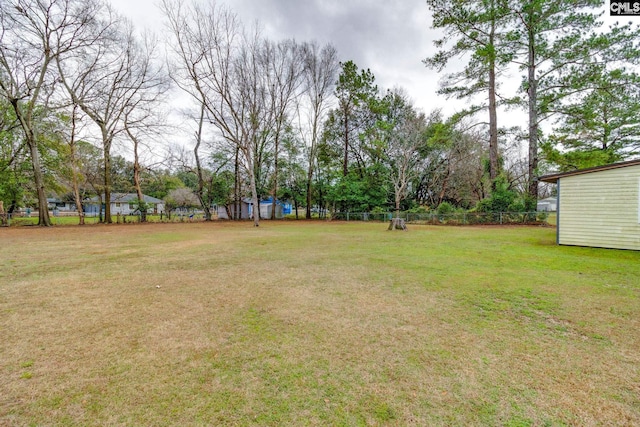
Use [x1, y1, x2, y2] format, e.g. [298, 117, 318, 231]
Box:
[426, 0, 640, 198]
[1, 0, 639, 226]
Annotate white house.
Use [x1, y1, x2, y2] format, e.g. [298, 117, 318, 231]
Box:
[85, 193, 165, 216]
[217, 199, 252, 220]
[217, 198, 292, 220]
[536, 196, 557, 212]
[540, 159, 640, 250]
[47, 198, 76, 212]
[259, 199, 283, 219]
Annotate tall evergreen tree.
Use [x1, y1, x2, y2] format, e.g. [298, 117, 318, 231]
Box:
[543, 68, 640, 171]
[425, 0, 511, 182]
[503, 0, 639, 195]
[541, 20, 640, 171]
[333, 60, 378, 177]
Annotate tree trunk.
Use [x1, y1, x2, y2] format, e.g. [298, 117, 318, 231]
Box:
[134, 169, 146, 223]
[306, 116, 323, 218]
[243, 147, 260, 227]
[103, 140, 112, 224]
[602, 106, 610, 151]
[304, 160, 313, 219]
[343, 109, 349, 176]
[271, 134, 279, 220]
[27, 132, 52, 226]
[194, 104, 211, 221]
[317, 176, 325, 219]
[10, 100, 52, 226]
[234, 146, 240, 220]
[0, 201, 6, 226]
[69, 109, 85, 225]
[527, 23, 539, 200]
[488, 15, 499, 184]
[438, 165, 451, 206]
[129, 129, 147, 223]
[388, 217, 407, 231]
[305, 167, 313, 219]
[305, 123, 317, 219]
[249, 168, 260, 227]
[98, 194, 104, 223]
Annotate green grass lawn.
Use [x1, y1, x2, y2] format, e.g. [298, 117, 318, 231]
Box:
[6, 213, 198, 226]
[1, 222, 638, 426]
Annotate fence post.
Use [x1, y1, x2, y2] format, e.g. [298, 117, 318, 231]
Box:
[347, 212, 349, 221]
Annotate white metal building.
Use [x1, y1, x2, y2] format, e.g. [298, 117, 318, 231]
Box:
[540, 159, 640, 250]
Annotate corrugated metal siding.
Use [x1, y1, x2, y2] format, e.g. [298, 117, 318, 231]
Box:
[558, 165, 640, 250]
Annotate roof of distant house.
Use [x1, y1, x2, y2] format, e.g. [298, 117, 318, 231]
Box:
[85, 193, 164, 204]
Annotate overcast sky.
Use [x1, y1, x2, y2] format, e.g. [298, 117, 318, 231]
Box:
[108, 0, 622, 128]
[109, 0, 453, 115]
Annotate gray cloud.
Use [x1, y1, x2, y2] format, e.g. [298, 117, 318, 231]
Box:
[231, 0, 445, 111]
[111, 0, 452, 113]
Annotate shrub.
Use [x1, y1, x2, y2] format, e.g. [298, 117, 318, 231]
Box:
[407, 205, 429, 214]
[476, 175, 532, 214]
[436, 201, 455, 215]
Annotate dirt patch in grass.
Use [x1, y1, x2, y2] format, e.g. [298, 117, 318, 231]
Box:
[1, 222, 639, 425]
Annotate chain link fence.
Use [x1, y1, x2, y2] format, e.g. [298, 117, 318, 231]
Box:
[331, 211, 549, 225]
[0, 211, 205, 226]
[1, 210, 551, 226]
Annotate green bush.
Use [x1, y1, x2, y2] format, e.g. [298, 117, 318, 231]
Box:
[407, 206, 429, 214]
[476, 175, 532, 213]
[436, 201, 455, 215]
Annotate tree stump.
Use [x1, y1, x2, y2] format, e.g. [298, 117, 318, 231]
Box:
[0, 201, 6, 226]
[388, 217, 407, 231]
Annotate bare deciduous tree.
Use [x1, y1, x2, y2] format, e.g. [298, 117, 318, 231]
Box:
[67, 104, 86, 224]
[0, 0, 103, 225]
[261, 39, 304, 219]
[384, 91, 428, 215]
[162, 0, 217, 221]
[122, 31, 170, 222]
[164, 187, 199, 219]
[58, 15, 165, 224]
[163, 0, 265, 226]
[298, 42, 339, 219]
[56, 10, 130, 223]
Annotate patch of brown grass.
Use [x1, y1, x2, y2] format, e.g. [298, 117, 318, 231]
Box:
[1, 222, 639, 425]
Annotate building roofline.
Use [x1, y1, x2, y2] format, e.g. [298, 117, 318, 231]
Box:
[539, 159, 640, 184]
[85, 193, 164, 204]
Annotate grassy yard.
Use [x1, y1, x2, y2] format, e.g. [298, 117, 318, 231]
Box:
[6, 213, 199, 226]
[1, 222, 638, 426]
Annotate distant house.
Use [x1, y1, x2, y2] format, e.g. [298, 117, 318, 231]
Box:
[47, 198, 76, 212]
[84, 193, 164, 216]
[540, 159, 640, 250]
[216, 198, 293, 220]
[258, 198, 292, 219]
[217, 199, 252, 220]
[536, 196, 557, 212]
